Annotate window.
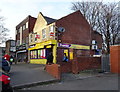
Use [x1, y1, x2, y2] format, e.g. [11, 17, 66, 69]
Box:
[11, 41, 15, 46]
[22, 24, 26, 30]
[30, 34, 32, 43]
[17, 28, 20, 34]
[42, 29, 46, 39]
[49, 26, 54, 33]
[38, 50, 41, 58]
[16, 40, 20, 46]
[41, 49, 46, 59]
[16, 30, 18, 35]
[49, 26, 55, 37]
[26, 37, 28, 44]
[26, 22, 28, 29]
[30, 50, 37, 59]
[37, 49, 46, 59]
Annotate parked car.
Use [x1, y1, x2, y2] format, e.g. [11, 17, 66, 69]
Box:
[0, 62, 13, 92]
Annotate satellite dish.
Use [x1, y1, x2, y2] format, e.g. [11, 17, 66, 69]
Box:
[57, 27, 65, 32]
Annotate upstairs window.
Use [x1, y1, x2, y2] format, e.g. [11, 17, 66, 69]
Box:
[49, 25, 54, 33]
[22, 24, 26, 30]
[17, 28, 20, 34]
[42, 29, 46, 39]
[26, 22, 28, 29]
[49, 26, 55, 37]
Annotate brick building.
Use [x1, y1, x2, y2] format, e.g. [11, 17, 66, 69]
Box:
[16, 15, 36, 62]
[28, 10, 102, 64]
[5, 40, 16, 56]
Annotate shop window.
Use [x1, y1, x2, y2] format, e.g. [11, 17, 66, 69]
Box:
[41, 49, 46, 59]
[38, 50, 41, 58]
[37, 49, 46, 59]
[30, 49, 46, 59]
[30, 50, 37, 59]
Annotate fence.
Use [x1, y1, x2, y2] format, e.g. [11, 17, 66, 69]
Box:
[101, 54, 110, 72]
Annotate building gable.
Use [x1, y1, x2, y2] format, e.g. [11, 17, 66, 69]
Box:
[33, 12, 47, 33]
[56, 10, 91, 45]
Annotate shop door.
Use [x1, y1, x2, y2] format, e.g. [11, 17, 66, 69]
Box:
[57, 48, 69, 63]
[46, 48, 53, 58]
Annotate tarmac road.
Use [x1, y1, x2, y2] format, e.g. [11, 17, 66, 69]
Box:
[21, 73, 119, 90]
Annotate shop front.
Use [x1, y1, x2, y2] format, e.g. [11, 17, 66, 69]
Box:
[57, 43, 90, 63]
[28, 40, 57, 64]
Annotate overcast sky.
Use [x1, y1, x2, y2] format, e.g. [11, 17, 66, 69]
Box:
[0, 0, 119, 46]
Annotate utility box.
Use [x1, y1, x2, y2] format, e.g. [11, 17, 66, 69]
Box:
[110, 45, 120, 73]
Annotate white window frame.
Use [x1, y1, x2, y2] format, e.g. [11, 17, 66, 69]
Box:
[26, 22, 28, 29]
[49, 25, 54, 33]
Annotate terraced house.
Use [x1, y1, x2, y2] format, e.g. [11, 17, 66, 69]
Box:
[28, 10, 102, 64]
[16, 15, 36, 62]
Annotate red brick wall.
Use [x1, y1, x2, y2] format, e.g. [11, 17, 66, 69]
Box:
[46, 57, 101, 79]
[56, 10, 91, 46]
[77, 57, 101, 71]
[46, 64, 61, 79]
[110, 45, 120, 73]
[58, 62, 72, 73]
[16, 16, 36, 42]
[29, 16, 36, 33]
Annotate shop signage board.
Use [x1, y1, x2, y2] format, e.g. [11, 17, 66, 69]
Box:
[58, 43, 90, 50]
[58, 43, 71, 48]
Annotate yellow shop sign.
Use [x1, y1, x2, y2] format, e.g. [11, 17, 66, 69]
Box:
[70, 44, 90, 50]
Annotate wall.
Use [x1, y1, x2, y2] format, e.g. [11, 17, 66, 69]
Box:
[77, 57, 101, 72]
[31, 13, 56, 45]
[58, 62, 72, 73]
[56, 10, 91, 46]
[16, 15, 36, 43]
[110, 45, 120, 73]
[46, 56, 101, 79]
[46, 64, 61, 79]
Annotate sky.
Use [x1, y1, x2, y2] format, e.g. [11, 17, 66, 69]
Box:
[0, 0, 119, 46]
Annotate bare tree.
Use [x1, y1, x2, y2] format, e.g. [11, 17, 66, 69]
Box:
[71, 2, 120, 54]
[0, 11, 9, 45]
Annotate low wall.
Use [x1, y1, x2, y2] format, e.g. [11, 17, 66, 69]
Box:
[46, 57, 101, 79]
[72, 56, 101, 74]
[78, 57, 101, 70]
[46, 64, 61, 79]
[58, 62, 72, 73]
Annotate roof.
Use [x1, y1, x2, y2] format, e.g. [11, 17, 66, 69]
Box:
[44, 16, 56, 24]
[16, 15, 36, 28]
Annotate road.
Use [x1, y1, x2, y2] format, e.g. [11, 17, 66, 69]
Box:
[21, 73, 119, 90]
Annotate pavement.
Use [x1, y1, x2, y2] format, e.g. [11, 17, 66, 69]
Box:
[25, 73, 118, 90]
[10, 62, 59, 89]
[9, 62, 118, 90]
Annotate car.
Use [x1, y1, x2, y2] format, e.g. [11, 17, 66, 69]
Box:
[0, 69, 13, 92]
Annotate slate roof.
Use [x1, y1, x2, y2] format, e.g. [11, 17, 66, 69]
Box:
[44, 16, 56, 24]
